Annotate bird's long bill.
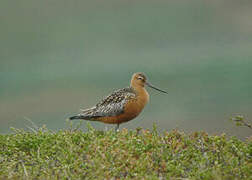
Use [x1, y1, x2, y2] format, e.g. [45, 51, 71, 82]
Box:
[146, 82, 168, 94]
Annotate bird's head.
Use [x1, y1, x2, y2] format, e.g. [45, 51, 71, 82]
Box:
[131, 72, 168, 94]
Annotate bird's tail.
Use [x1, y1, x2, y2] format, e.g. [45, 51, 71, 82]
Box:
[69, 113, 98, 121]
[69, 115, 82, 120]
[69, 114, 94, 120]
[69, 107, 98, 121]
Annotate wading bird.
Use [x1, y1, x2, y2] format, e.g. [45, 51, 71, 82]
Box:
[69, 72, 167, 131]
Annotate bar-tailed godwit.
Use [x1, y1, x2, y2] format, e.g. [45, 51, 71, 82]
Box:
[69, 72, 167, 130]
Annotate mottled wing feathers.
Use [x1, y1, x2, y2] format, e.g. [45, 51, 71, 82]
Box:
[97, 87, 135, 106]
[78, 87, 136, 119]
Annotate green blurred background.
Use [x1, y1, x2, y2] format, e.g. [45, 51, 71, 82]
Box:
[1, 0, 252, 138]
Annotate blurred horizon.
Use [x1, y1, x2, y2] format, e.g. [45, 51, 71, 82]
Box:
[1, 0, 252, 139]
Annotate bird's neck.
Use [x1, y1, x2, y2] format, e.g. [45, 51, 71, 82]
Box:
[131, 85, 149, 103]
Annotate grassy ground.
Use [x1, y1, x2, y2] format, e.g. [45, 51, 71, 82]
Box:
[0, 124, 251, 179]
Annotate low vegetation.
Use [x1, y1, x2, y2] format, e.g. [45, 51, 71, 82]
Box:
[0, 124, 251, 179]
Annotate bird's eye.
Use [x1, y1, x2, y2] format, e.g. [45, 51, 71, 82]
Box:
[137, 77, 143, 80]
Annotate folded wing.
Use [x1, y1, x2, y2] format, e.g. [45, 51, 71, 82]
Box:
[70, 87, 136, 120]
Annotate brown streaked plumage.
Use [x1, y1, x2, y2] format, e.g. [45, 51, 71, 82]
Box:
[69, 72, 167, 131]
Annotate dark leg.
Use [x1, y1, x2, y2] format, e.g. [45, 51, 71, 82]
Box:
[115, 124, 120, 132]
